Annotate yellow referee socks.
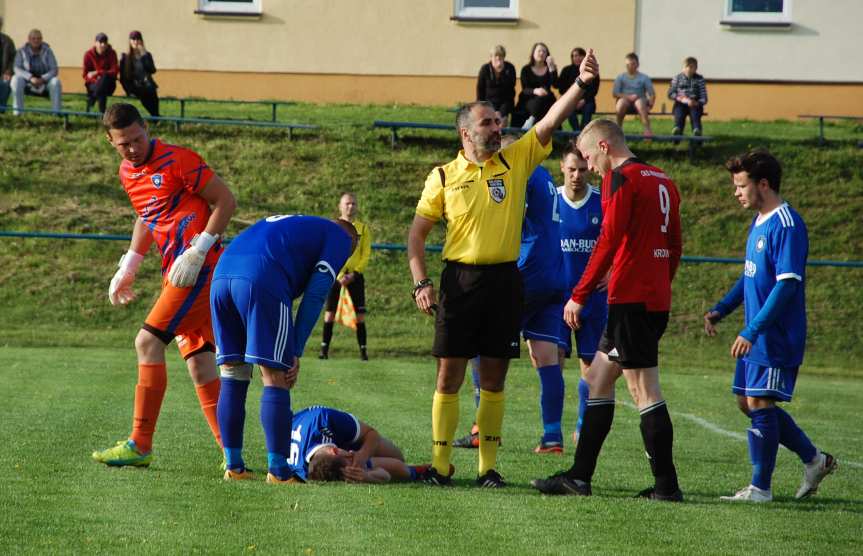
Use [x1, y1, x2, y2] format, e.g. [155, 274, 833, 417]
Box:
[477, 389, 505, 475]
[432, 391, 460, 475]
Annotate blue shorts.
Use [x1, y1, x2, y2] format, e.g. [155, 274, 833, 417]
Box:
[732, 359, 799, 402]
[558, 311, 606, 362]
[522, 298, 563, 345]
[210, 277, 295, 371]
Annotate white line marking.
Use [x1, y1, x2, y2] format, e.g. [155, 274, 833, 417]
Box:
[617, 400, 863, 469]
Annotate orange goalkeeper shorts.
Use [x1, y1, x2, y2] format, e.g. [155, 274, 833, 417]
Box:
[143, 266, 215, 359]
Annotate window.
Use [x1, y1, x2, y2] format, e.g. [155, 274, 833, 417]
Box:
[722, 0, 792, 26]
[453, 0, 518, 21]
[196, 0, 262, 16]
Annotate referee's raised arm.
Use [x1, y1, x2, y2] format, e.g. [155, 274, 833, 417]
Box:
[534, 48, 599, 146]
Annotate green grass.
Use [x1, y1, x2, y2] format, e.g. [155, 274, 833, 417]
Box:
[1, 347, 861, 554]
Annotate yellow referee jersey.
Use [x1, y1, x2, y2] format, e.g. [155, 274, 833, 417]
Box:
[415, 129, 551, 264]
[339, 219, 371, 276]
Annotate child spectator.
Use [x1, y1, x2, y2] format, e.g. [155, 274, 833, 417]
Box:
[668, 56, 708, 136]
[83, 32, 118, 113]
[120, 31, 159, 116]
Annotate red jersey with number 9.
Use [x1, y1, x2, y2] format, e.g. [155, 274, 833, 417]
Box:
[119, 139, 221, 276]
[572, 158, 682, 311]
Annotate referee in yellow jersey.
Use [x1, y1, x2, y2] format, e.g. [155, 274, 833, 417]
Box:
[408, 50, 600, 487]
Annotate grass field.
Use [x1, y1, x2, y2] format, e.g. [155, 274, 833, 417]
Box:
[1, 347, 861, 554]
[1, 97, 862, 553]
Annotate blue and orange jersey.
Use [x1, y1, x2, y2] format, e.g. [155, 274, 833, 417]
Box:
[119, 139, 221, 275]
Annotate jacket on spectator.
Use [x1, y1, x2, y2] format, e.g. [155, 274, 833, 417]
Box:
[557, 64, 600, 101]
[120, 51, 158, 93]
[518, 64, 558, 101]
[0, 32, 15, 76]
[83, 45, 118, 84]
[667, 72, 707, 105]
[476, 61, 516, 108]
[13, 42, 59, 81]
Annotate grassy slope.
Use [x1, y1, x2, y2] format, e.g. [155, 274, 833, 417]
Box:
[1, 97, 862, 370]
[1, 348, 861, 554]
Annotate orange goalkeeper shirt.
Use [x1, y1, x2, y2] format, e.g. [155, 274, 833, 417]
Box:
[119, 139, 221, 275]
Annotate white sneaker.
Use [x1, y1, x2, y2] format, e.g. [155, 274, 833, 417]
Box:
[795, 451, 838, 499]
[720, 484, 773, 503]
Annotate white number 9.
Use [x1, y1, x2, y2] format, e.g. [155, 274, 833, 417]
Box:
[658, 184, 670, 233]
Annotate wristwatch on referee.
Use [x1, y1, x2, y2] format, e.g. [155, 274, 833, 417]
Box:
[412, 278, 433, 299]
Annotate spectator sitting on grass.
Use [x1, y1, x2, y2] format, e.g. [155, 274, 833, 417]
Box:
[11, 28, 62, 116]
[83, 32, 118, 114]
[612, 52, 654, 136]
[668, 56, 707, 137]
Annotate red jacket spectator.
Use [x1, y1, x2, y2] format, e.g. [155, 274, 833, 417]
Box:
[83, 42, 118, 84]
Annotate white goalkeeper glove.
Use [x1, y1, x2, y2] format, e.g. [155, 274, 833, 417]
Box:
[167, 232, 218, 288]
[108, 250, 145, 306]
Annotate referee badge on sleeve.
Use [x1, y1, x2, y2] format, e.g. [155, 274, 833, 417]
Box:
[487, 179, 506, 203]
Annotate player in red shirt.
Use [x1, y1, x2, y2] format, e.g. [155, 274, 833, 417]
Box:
[532, 119, 683, 501]
[92, 103, 236, 468]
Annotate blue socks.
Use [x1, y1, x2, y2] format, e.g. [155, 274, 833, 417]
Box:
[537, 364, 564, 442]
[470, 357, 481, 408]
[217, 377, 250, 471]
[576, 378, 589, 435]
[260, 386, 293, 479]
[748, 407, 779, 491]
[776, 407, 817, 464]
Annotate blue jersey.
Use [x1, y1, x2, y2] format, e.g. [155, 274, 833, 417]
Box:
[743, 203, 808, 368]
[558, 185, 607, 317]
[214, 215, 352, 299]
[286, 406, 361, 481]
[518, 166, 567, 298]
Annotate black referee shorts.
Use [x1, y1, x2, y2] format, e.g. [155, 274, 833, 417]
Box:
[324, 273, 366, 314]
[598, 303, 669, 369]
[432, 261, 523, 359]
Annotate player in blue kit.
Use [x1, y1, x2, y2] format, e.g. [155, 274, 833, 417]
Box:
[556, 142, 612, 443]
[455, 134, 569, 454]
[286, 405, 430, 483]
[210, 214, 357, 482]
[705, 151, 837, 502]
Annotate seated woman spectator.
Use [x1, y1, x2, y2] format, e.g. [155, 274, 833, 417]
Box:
[476, 44, 516, 123]
[514, 42, 557, 129]
[556, 47, 600, 132]
[83, 33, 118, 113]
[667, 56, 707, 136]
[120, 30, 159, 117]
[10, 28, 62, 116]
[612, 52, 655, 136]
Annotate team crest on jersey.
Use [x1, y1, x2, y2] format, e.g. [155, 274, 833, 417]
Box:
[151, 174, 163, 188]
[589, 213, 600, 226]
[487, 179, 506, 203]
[755, 235, 766, 253]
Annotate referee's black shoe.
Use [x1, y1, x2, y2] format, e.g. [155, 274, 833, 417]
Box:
[530, 471, 591, 496]
[420, 465, 453, 487]
[635, 486, 684, 502]
[476, 469, 506, 488]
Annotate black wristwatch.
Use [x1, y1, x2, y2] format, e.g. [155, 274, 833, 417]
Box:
[575, 76, 587, 90]
[412, 278, 433, 299]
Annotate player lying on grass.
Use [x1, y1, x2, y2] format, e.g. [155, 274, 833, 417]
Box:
[287, 405, 433, 484]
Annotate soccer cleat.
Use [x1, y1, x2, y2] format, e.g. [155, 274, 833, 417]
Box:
[534, 440, 564, 454]
[266, 472, 302, 484]
[720, 484, 772, 503]
[635, 486, 684, 502]
[453, 432, 479, 449]
[91, 440, 153, 468]
[360, 348, 369, 361]
[420, 465, 454, 486]
[224, 468, 254, 481]
[530, 471, 591, 496]
[795, 451, 838, 499]
[476, 469, 506, 488]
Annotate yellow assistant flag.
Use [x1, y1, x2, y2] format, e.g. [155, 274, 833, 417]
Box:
[335, 286, 357, 330]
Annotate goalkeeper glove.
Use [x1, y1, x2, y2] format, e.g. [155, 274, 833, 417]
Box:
[108, 250, 145, 306]
[167, 232, 218, 288]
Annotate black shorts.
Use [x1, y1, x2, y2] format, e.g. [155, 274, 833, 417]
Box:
[324, 272, 366, 314]
[432, 261, 523, 359]
[597, 303, 669, 369]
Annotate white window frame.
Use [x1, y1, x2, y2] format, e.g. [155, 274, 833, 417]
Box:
[197, 0, 262, 15]
[722, 0, 792, 25]
[454, 0, 518, 20]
